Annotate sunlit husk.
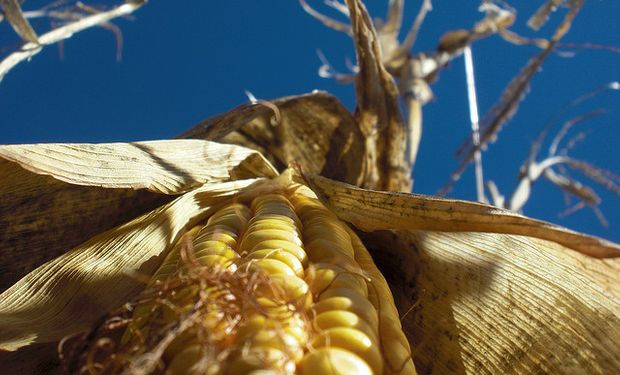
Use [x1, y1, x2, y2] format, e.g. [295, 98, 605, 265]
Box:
[0, 140, 277, 291]
[306, 175, 620, 374]
[0, 177, 263, 351]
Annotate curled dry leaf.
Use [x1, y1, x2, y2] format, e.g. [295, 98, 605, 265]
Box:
[528, 0, 566, 31]
[0, 0, 38, 43]
[0, 0, 145, 83]
[0, 140, 276, 194]
[0, 161, 170, 292]
[181, 91, 366, 187]
[360, 229, 620, 374]
[305, 173, 620, 258]
[0, 140, 276, 291]
[346, 0, 410, 193]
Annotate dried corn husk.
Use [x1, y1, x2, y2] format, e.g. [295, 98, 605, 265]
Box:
[0, 140, 276, 291]
[0, 151, 618, 374]
[305, 174, 620, 374]
[0, 140, 276, 352]
[0, 177, 264, 351]
[181, 91, 366, 187]
[305, 174, 620, 259]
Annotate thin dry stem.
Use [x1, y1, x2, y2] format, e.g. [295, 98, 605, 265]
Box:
[0, 0, 145, 83]
[443, 0, 585, 196]
[400, 0, 432, 53]
[299, 0, 352, 35]
[463, 46, 486, 203]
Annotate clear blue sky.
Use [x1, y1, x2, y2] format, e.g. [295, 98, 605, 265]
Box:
[1, 1, 619, 242]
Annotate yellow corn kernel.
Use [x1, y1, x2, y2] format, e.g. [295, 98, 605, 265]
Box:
[239, 228, 303, 252]
[250, 193, 294, 209]
[194, 231, 238, 248]
[226, 347, 293, 375]
[193, 240, 239, 260]
[240, 258, 296, 277]
[249, 239, 308, 266]
[245, 249, 304, 277]
[247, 218, 301, 235]
[313, 310, 379, 344]
[307, 263, 368, 298]
[314, 288, 379, 330]
[255, 273, 309, 303]
[311, 327, 383, 375]
[299, 348, 372, 375]
[304, 238, 355, 261]
[236, 314, 308, 344]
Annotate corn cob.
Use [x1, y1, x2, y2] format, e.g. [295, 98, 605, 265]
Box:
[100, 188, 415, 374]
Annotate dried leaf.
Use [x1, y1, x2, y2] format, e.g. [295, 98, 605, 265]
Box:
[528, 0, 566, 31]
[0, 178, 261, 351]
[447, 0, 585, 194]
[0, 140, 276, 194]
[0, 0, 38, 43]
[182, 91, 366, 187]
[375, 0, 403, 63]
[354, 196, 620, 372]
[372, 229, 620, 374]
[346, 0, 410, 192]
[0, 0, 145, 83]
[0, 140, 276, 291]
[0, 161, 169, 292]
[568, 159, 620, 196]
[306, 174, 620, 258]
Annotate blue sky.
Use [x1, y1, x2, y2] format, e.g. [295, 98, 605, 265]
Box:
[1, 1, 619, 242]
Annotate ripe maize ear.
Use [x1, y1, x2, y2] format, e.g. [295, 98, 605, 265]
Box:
[90, 189, 415, 374]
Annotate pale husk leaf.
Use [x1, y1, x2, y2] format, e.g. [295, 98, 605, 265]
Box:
[0, 159, 170, 292]
[0, 140, 276, 194]
[308, 174, 620, 373]
[0, 178, 262, 352]
[389, 230, 620, 374]
[305, 174, 620, 258]
[0, 140, 276, 290]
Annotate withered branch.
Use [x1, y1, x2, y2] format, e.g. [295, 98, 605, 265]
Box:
[303, 0, 521, 188]
[483, 82, 619, 226]
[0, 0, 145, 83]
[444, 0, 585, 194]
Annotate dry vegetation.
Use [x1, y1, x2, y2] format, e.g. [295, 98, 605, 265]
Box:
[1, 1, 619, 374]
